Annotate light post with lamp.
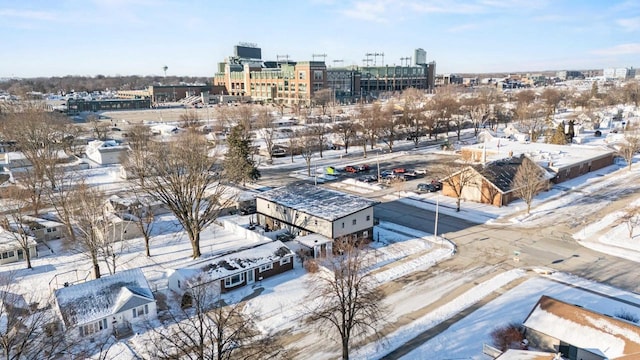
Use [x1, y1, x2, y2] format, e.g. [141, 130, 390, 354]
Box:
[434, 192, 440, 245]
[376, 149, 381, 183]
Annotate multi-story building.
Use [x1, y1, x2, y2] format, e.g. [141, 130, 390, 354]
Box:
[414, 48, 427, 66]
[215, 44, 436, 104]
[603, 67, 634, 80]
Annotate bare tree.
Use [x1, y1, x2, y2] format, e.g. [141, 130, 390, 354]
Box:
[146, 284, 287, 360]
[121, 124, 152, 184]
[623, 207, 640, 239]
[127, 192, 156, 257]
[511, 156, 548, 214]
[180, 109, 201, 130]
[69, 182, 117, 279]
[0, 187, 37, 269]
[297, 129, 317, 177]
[90, 116, 111, 141]
[0, 272, 74, 359]
[255, 107, 276, 163]
[1, 103, 68, 211]
[309, 124, 328, 158]
[130, 132, 233, 259]
[438, 161, 477, 212]
[333, 120, 357, 154]
[515, 102, 546, 142]
[312, 89, 333, 116]
[619, 124, 640, 171]
[400, 88, 427, 147]
[378, 101, 399, 152]
[307, 241, 386, 360]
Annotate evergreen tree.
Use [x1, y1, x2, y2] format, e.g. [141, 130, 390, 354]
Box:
[549, 122, 567, 145]
[224, 124, 261, 185]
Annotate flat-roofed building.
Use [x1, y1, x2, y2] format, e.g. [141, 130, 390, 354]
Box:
[256, 183, 378, 241]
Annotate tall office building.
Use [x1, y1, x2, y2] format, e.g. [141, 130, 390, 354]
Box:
[414, 48, 427, 66]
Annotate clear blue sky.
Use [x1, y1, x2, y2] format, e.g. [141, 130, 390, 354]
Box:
[1, 0, 639, 78]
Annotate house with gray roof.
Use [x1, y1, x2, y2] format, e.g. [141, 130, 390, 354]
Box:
[256, 183, 379, 241]
[53, 268, 156, 338]
[167, 240, 294, 306]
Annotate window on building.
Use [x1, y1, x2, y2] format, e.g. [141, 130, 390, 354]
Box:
[366, 215, 371, 221]
[314, 220, 318, 226]
[224, 273, 245, 287]
[280, 257, 291, 266]
[46, 228, 54, 233]
[363, 230, 369, 238]
[1, 251, 12, 259]
[314, 70, 323, 81]
[80, 319, 107, 337]
[299, 71, 306, 80]
[352, 219, 357, 225]
[259, 263, 273, 272]
[342, 222, 345, 228]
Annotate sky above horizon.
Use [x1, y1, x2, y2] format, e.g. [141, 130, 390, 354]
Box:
[1, 0, 639, 78]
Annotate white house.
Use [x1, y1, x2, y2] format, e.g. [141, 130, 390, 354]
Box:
[167, 240, 294, 304]
[0, 230, 37, 265]
[53, 268, 156, 338]
[85, 140, 129, 165]
[20, 215, 64, 242]
[256, 183, 378, 241]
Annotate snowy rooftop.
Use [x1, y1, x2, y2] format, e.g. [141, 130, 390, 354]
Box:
[296, 233, 333, 248]
[0, 229, 36, 251]
[21, 215, 64, 229]
[465, 135, 614, 171]
[523, 295, 640, 358]
[172, 240, 294, 285]
[54, 268, 154, 327]
[256, 183, 379, 221]
[495, 350, 559, 360]
[86, 140, 128, 153]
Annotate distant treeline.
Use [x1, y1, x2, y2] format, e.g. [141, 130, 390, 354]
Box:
[0, 75, 212, 95]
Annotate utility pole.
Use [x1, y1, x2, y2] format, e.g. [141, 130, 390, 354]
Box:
[400, 57, 412, 67]
[332, 59, 344, 67]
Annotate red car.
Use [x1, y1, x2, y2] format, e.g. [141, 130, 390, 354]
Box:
[393, 168, 406, 174]
[344, 166, 358, 173]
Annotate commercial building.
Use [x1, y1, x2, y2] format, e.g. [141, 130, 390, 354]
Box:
[255, 183, 378, 241]
[214, 44, 436, 104]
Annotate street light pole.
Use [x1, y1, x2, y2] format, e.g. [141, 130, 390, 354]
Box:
[434, 193, 440, 244]
[376, 150, 381, 183]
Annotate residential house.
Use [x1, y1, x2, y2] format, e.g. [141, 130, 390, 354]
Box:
[53, 268, 156, 338]
[0, 230, 37, 265]
[523, 295, 640, 360]
[106, 194, 168, 217]
[167, 240, 294, 304]
[495, 350, 562, 360]
[442, 155, 552, 207]
[20, 215, 64, 242]
[85, 140, 129, 165]
[256, 183, 378, 241]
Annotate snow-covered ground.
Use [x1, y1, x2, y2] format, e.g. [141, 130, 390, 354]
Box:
[396, 272, 640, 360]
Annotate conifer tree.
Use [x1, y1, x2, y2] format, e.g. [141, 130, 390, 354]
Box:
[224, 124, 261, 185]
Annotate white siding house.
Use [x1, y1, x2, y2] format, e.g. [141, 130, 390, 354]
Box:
[0, 230, 37, 265]
[255, 183, 377, 241]
[85, 140, 129, 165]
[53, 268, 156, 338]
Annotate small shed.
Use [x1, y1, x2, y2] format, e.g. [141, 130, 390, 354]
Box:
[295, 233, 333, 258]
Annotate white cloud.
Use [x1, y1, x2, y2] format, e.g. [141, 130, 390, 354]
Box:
[339, 0, 391, 23]
[592, 43, 640, 56]
[0, 8, 57, 21]
[339, 0, 550, 22]
[616, 17, 640, 32]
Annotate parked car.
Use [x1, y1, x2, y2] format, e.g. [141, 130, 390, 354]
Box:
[358, 175, 377, 183]
[393, 168, 406, 174]
[344, 165, 358, 173]
[417, 183, 437, 192]
[430, 180, 443, 191]
[357, 164, 371, 172]
[380, 170, 394, 178]
[239, 206, 257, 215]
